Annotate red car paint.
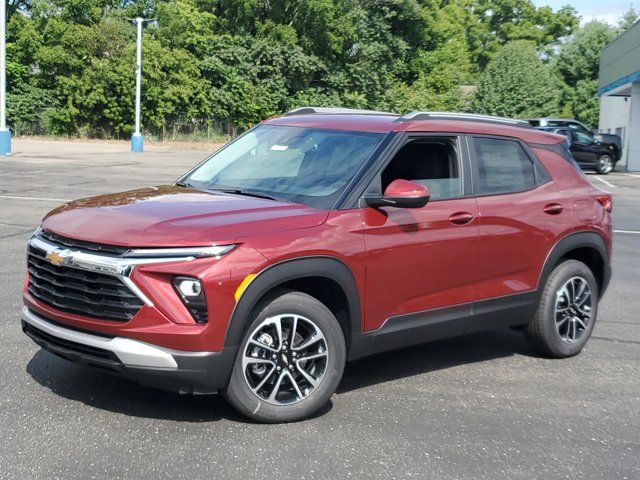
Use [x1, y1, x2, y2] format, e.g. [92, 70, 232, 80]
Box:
[24, 114, 613, 356]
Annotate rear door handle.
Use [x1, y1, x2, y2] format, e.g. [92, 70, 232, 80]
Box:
[449, 212, 474, 225]
[543, 203, 564, 215]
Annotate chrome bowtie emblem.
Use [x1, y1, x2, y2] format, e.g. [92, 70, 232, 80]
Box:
[46, 249, 72, 267]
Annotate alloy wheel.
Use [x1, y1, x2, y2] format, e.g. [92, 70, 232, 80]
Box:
[554, 276, 592, 344]
[599, 156, 613, 174]
[242, 314, 329, 405]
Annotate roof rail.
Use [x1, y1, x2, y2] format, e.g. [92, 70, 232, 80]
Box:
[283, 107, 397, 117]
[395, 111, 533, 128]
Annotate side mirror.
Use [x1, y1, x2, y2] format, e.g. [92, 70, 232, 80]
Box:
[364, 179, 430, 209]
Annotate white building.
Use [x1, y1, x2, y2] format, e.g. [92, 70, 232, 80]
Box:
[598, 20, 640, 171]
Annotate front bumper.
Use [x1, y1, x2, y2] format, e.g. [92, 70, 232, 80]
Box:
[21, 307, 237, 393]
[24, 230, 244, 352]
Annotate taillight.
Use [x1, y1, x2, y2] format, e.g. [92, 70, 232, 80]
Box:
[596, 194, 612, 213]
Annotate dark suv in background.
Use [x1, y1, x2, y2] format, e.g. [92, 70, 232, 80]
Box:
[22, 108, 612, 422]
[537, 126, 618, 174]
[529, 118, 622, 171]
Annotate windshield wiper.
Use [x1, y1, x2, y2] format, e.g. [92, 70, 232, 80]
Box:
[175, 180, 191, 188]
[207, 185, 282, 202]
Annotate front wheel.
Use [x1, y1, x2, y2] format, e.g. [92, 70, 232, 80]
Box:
[224, 291, 346, 423]
[596, 154, 614, 174]
[525, 260, 598, 358]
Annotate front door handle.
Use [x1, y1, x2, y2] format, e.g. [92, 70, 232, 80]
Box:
[543, 203, 564, 215]
[449, 212, 474, 225]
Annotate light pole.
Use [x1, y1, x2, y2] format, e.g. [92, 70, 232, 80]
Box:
[0, 0, 10, 155]
[130, 17, 157, 152]
[131, 17, 144, 152]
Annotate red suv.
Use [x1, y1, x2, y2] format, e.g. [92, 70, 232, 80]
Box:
[22, 108, 612, 422]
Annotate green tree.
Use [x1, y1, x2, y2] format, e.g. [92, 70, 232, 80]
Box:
[618, 6, 639, 31]
[566, 79, 600, 127]
[3, 0, 583, 138]
[445, 0, 578, 71]
[554, 21, 618, 126]
[472, 41, 560, 118]
[555, 21, 618, 88]
[379, 1, 474, 112]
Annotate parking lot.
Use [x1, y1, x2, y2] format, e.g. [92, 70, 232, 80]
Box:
[0, 139, 638, 479]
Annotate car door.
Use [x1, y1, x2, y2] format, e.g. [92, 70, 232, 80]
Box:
[571, 131, 599, 163]
[361, 135, 479, 334]
[469, 136, 558, 308]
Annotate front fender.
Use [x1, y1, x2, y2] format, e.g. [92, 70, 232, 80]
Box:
[223, 256, 363, 356]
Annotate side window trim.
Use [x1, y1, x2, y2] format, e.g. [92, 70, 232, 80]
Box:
[530, 141, 580, 171]
[359, 133, 471, 205]
[520, 138, 551, 184]
[468, 135, 549, 197]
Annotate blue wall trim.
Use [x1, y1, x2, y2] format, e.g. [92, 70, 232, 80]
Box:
[598, 69, 640, 96]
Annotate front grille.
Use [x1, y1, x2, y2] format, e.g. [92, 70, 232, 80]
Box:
[38, 229, 130, 256]
[27, 245, 144, 321]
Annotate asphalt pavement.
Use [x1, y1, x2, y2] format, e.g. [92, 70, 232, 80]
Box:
[0, 139, 638, 479]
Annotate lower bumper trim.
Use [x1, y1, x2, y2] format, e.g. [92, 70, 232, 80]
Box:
[21, 307, 238, 393]
[21, 306, 178, 368]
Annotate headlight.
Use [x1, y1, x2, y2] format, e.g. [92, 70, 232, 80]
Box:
[124, 244, 235, 258]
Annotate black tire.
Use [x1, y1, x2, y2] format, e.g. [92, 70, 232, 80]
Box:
[596, 154, 614, 175]
[224, 291, 346, 423]
[525, 260, 598, 358]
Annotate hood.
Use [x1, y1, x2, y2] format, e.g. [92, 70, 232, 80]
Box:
[42, 186, 328, 247]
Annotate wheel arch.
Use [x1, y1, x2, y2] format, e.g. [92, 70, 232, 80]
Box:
[538, 231, 611, 298]
[223, 256, 362, 357]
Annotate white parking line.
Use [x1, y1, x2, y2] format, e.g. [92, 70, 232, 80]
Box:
[613, 229, 640, 234]
[0, 195, 70, 202]
[622, 173, 640, 178]
[593, 176, 617, 188]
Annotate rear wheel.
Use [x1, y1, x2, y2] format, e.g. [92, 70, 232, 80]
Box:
[224, 291, 346, 423]
[596, 154, 614, 174]
[525, 260, 598, 358]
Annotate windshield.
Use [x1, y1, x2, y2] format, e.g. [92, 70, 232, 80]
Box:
[184, 125, 385, 209]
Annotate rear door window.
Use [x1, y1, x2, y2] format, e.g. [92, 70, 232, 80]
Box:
[572, 131, 593, 144]
[472, 137, 536, 195]
[567, 122, 592, 136]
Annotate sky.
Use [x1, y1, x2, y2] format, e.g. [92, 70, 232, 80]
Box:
[532, 0, 635, 25]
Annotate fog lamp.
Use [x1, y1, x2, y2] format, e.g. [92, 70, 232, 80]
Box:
[172, 276, 207, 323]
[176, 278, 202, 297]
